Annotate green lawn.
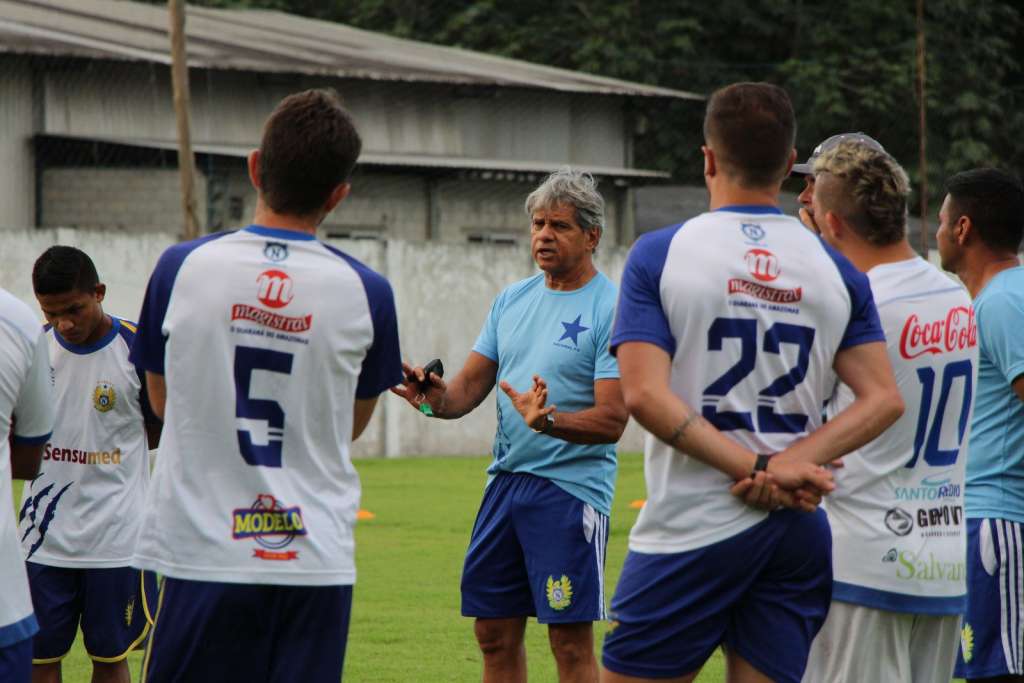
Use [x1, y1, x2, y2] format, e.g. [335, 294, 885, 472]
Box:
[12, 453, 726, 681]
[11, 454, 964, 681]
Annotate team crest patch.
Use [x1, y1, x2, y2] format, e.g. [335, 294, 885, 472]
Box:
[546, 574, 573, 611]
[93, 382, 116, 412]
[961, 623, 974, 663]
[124, 597, 135, 627]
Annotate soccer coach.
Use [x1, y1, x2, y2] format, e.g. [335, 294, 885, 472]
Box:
[393, 168, 626, 683]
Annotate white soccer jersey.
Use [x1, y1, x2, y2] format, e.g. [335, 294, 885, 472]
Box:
[826, 257, 976, 614]
[18, 317, 156, 568]
[0, 288, 54, 646]
[130, 226, 402, 586]
[610, 206, 884, 553]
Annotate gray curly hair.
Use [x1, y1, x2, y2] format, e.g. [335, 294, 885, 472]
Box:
[525, 167, 605, 235]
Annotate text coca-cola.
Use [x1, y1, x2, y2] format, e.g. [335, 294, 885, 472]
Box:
[899, 306, 977, 359]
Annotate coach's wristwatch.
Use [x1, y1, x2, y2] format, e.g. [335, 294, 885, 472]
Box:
[531, 413, 555, 434]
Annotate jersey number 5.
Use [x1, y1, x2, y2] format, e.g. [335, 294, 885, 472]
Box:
[234, 345, 293, 467]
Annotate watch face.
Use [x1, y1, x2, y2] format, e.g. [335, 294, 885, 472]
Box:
[532, 414, 554, 433]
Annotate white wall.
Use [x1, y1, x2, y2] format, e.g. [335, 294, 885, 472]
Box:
[0, 229, 646, 458]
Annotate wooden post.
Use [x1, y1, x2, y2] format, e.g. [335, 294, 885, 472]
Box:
[916, 0, 928, 255]
[168, 0, 200, 241]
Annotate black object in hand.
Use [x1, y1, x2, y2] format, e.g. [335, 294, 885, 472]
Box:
[410, 358, 444, 390]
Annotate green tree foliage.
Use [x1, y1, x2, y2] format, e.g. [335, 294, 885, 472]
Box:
[148, 0, 1022, 210]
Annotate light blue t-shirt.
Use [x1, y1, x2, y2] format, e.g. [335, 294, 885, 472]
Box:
[967, 266, 1024, 522]
[473, 272, 619, 515]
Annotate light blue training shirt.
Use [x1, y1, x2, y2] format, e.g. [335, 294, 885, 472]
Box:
[473, 271, 619, 515]
[967, 266, 1024, 522]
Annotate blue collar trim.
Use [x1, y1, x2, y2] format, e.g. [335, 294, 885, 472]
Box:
[244, 225, 317, 241]
[54, 316, 120, 355]
[713, 205, 783, 215]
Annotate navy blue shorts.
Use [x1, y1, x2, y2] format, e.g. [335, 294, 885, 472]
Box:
[27, 562, 156, 662]
[0, 637, 31, 683]
[602, 509, 832, 683]
[141, 578, 353, 683]
[955, 517, 1024, 679]
[461, 471, 609, 623]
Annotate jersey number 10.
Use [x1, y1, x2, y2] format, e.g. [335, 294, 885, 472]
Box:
[905, 359, 973, 468]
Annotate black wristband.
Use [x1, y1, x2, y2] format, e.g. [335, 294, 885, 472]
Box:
[750, 453, 772, 479]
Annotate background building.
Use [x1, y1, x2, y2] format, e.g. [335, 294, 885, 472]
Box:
[0, 0, 700, 246]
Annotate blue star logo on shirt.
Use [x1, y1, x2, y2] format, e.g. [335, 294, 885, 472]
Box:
[558, 315, 590, 346]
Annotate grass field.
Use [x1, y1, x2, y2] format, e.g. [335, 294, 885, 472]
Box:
[11, 454, 965, 682]
[12, 453, 727, 681]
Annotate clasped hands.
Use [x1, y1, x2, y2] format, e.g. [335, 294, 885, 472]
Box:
[730, 456, 840, 513]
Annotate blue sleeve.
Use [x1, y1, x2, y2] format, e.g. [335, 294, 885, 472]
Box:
[819, 238, 885, 349]
[471, 291, 503, 363]
[135, 366, 161, 425]
[117, 320, 161, 425]
[129, 233, 228, 375]
[354, 271, 403, 400]
[352, 274, 399, 397]
[609, 225, 679, 357]
[321, 245, 404, 399]
[978, 290, 1024, 384]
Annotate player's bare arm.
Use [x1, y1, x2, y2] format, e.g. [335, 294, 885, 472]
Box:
[145, 371, 166, 420]
[352, 397, 378, 441]
[145, 422, 162, 449]
[391, 351, 497, 419]
[617, 340, 833, 509]
[10, 441, 44, 480]
[771, 341, 903, 468]
[500, 376, 626, 444]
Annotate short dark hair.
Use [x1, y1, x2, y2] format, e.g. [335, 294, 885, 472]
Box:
[945, 168, 1024, 252]
[32, 246, 99, 295]
[703, 82, 796, 188]
[258, 89, 362, 217]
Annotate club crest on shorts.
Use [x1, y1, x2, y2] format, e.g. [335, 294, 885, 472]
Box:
[93, 381, 116, 413]
[961, 623, 974, 663]
[124, 597, 135, 627]
[546, 574, 573, 610]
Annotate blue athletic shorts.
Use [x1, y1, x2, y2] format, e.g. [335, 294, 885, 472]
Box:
[955, 517, 1024, 679]
[602, 508, 832, 683]
[461, 471, 609, 623]
[141, 578, 353, 683]
[26, 562, 156, 662]
[0, 637, 31, 683]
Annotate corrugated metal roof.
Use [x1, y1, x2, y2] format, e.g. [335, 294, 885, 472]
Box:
[39, 133, 672, 180]
[0, 0, 703, 100]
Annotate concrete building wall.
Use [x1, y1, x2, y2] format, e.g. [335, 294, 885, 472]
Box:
[41, 168, 208, 234]
[38, 64, 629, 167]
[0, 229, 646, 458]
[55, 162, 625, 244]
[22, 59, 636, 240]
[0, 56, 36, 230]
